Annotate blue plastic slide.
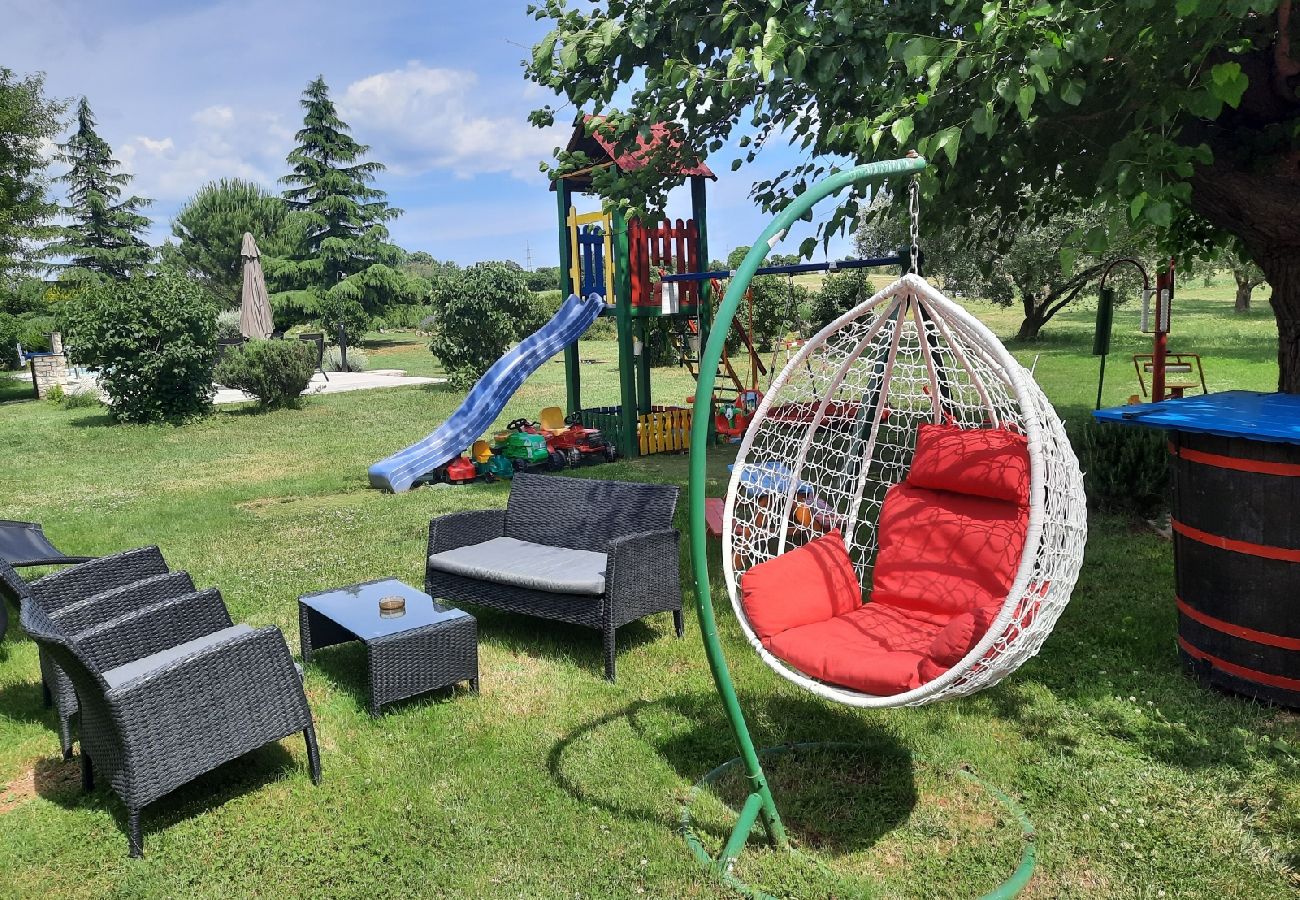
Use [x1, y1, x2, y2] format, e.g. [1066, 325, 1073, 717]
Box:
[368, 292, 605, 493]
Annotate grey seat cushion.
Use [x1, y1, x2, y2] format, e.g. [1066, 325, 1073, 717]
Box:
[102, 624, 253, 689]
[428, 536, 607, 596]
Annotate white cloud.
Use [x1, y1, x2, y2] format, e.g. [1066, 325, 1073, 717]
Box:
[338, 62, 562, 180]
[136, 136, 175, 153]
[192, 105, 235, 128]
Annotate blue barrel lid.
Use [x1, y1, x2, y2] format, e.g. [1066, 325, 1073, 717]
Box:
[1094, 391, 1300, 445]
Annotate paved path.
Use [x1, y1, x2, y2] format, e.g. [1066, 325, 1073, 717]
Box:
[51, 369, 444, 405]
[213, 369, 443, 404]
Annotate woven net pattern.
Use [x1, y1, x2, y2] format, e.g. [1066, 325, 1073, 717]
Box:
[721, 274, 1087, 707]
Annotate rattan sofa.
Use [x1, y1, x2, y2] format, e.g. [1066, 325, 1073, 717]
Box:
[21, 587, 320, 857]
[425, 472, 682, 681]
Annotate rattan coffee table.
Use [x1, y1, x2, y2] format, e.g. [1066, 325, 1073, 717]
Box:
[299, 578, 478, 716]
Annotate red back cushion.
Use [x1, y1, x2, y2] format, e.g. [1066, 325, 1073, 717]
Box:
[906, 423, 1030, 505]
[740, 530, 863, 641]
[871, 484, 1028, 618]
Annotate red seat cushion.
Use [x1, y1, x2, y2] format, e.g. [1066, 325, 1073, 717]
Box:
[739, 529, 862, 642]
[741, 425, 1032, 696]
[871, 484, 1028, 618]
[907, 423, 1030, 504]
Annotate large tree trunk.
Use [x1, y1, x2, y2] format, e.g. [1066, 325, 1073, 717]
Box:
[1234, 276, 1253, 312]
[1260, 250, 1300, 393]
[1015, 308, 1047, 341]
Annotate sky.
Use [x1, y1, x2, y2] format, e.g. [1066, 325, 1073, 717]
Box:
[3, 0, 853, 269]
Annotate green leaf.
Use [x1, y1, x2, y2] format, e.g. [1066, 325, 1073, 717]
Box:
[752, 45, 771, 81]
[891, 116, 915, 147]
[1028, 64, 1050, 94]
[926, 60, 944, 90]
[1084, 225, 1107, 253]
[1016, 84, 1037, 120]
[903, 38, 929, 77]
[936, 126, 961, 166]
[1026, 3, 1054, 16]
[972, 103, 996, 136]
[559, 39, 579, 71]
[1175, 0, 1198, 15]
[1144, 200, 1173, 228]
[1059, 246, 1078, 275]
[1209, 62, 1248, 108]
[628, 11, 650, 48]
[1060, 77, 1084, 106]
[1129, 192, 1149, 221]
[532, 33, 557, 67]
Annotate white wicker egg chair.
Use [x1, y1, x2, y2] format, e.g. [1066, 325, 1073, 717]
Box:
[720, 271, 1088, 707]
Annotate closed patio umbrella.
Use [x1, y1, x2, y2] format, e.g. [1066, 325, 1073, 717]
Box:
[239, 232, 274, 339]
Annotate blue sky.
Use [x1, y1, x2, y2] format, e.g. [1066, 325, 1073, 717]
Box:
[5, 0, 853, 268]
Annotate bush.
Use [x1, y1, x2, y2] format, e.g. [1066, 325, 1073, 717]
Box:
[216, 308, 243, 341]
[807, 271, 874, 334]
[324, 346, 368, 372]
[381, 303, 433, 331]
[213, 339, 316, 409]
[0, 312, 19, 369]
[60, 388, 103, 409]
[427, 262, 534, 388]
[63, 272, 218, 424]
[1075, 420, 1170, 517]
[16, 314, 56, 354]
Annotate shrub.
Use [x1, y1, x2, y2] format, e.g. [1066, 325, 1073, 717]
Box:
[807, 271, 874, 334]
[427, 261, 534, 388]
[216, 308, 243, 341]
[60, 388, 103, 409]
[0, 312, 19, 369]
[16, 314, 56, 354]
[324, 346, 368, 372]
[63, 272, 218, 424]
[1075, 420, 1170, 517]
[381, 303, 432, 331]
[213, 339, 315, 409]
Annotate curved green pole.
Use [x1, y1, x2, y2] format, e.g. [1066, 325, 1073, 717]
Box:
[687, 155, 928, 861]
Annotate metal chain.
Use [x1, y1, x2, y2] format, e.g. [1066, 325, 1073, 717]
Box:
[908, 177, 920, 275]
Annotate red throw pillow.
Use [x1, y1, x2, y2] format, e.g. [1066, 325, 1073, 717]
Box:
[927, 611, 980, 667]
[740, 530, 863, 641]
[906, 423, 1030, 505]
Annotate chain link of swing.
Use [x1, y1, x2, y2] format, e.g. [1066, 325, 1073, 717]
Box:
[908, 176, 921, 275]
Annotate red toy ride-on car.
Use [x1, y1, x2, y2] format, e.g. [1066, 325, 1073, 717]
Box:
[538, 406, 618, 467]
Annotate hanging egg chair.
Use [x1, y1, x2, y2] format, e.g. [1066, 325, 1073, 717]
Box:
[686, 156, 1087, 877]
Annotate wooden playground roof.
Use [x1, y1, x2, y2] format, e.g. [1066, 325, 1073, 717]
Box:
[556, 115, 716, 189]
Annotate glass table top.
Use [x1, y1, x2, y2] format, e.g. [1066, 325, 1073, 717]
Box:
[299, 578, 470, 641]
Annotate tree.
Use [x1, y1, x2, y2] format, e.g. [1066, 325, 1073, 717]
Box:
[427, 262, 535, 388]
[0, 69, 64, 281]
[273, 76, 407, 330]
[526, 1, 1300, 392]
[1222, 243, 1269, 312]
[170, 178, 292, 307]
[46, 98, 153, 278]
[63, 270, 217, 423]
[858, 192, 1150, 340]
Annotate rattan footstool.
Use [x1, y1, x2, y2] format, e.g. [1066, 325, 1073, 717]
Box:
[299, 578, 478, 716]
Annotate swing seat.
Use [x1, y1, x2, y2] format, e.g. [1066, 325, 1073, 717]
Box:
[740, 425, 1030, 696]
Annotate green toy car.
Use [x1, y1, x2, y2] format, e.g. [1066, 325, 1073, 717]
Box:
[495, 419, 564, 470]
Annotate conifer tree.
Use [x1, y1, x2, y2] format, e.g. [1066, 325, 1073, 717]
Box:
[47, 98, 153, 278]
[0, 68, 64, 281]
[272, 76, 414, 338]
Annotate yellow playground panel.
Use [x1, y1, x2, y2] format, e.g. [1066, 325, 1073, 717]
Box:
[566, 208, 616, 304]
[637, 406, 692, 455]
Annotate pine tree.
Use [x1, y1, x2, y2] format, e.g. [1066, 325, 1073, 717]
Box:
[271, 76, 420, 340]
[47, 98, 153, 278]
[0, 68, 64, 281]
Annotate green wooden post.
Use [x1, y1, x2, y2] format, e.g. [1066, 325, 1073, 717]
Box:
[691, 175, 716, 443]
[635, 317, 652, 416]
[687, 156, 927, 863]
[556, 179, 581, 416]
[612, 209, 638, 457]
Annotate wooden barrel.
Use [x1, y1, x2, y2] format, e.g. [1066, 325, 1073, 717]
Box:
[1170, 431, 1300, 707]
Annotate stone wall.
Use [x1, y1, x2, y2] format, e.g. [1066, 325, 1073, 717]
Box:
[29, 352, 69, 399]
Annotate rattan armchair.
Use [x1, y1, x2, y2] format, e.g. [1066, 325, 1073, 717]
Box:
[20, 593, 320, 857]
[26, 547, 173, 756]
[425, 472, 682, 681]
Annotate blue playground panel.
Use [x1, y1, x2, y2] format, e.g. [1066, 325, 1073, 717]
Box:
[368, 292, 605, 493]
[1093, 390, 1300, 445]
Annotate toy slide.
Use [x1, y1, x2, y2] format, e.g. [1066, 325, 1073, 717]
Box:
[368, 292, 605, 493]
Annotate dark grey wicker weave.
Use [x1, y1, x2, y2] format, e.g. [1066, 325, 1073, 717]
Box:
[27, 548, 173, 757]
[299, 578, 478, 716]
[20, 593, 320, 857]
[424, 472, 682, 681]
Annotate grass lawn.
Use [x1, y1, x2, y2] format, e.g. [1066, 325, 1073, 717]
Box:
[0, 275, 1296, 898]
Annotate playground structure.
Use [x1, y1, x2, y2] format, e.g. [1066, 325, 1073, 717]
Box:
[1093, 257, 1208, 409]
[684, 157, 1087, 893]
[556, 117, 910, 459]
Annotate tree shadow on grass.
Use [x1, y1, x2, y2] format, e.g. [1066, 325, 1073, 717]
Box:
[468, 605, 671, 676]
[0, 678, 54, 731]
[548, 692, 916, 856]
[32, 738, 308, 854]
